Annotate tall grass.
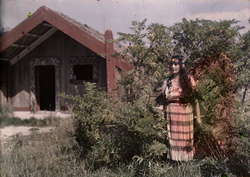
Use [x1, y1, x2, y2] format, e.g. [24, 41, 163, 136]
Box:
[1, 115, 248, 176]
[1, 116, 87, 176]
[1, 92, 249, 176]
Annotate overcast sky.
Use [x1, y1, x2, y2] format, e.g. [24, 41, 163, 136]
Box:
[0, 0, 249, 39]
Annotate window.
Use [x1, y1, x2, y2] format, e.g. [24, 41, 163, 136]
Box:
[73, 65, 93, 80]
[67, 57, 99, 84]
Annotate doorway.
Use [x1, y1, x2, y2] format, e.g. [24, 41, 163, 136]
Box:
[35, 66, 55, 111]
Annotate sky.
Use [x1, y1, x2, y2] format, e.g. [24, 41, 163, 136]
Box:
[0, 0, 250, 39]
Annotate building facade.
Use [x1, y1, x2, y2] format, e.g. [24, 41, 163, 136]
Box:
[0, 6, 132, 111]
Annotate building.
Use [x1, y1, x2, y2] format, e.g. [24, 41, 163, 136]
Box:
[0, 6, 132, 112]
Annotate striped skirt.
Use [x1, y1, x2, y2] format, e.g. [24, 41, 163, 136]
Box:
[164, 102, 195, 161]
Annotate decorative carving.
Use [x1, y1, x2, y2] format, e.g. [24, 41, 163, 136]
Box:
[67, 57, 99, 81]
[29, 57, 61, 111]
[67, 57, 99, 65]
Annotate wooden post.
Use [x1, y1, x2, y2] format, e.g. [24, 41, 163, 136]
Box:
[105, 30, 116, 97]
[7, 62, 13, 106]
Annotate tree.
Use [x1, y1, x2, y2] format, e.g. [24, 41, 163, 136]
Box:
[169, 18, 243, 66]
[115, 18, 244, 160]
[115, 19, 172, 102]
[235, 19, 250, 105]
[168, 18, 244, 159]
[62, 18, 249, 169]
[115, 18, 244, 101]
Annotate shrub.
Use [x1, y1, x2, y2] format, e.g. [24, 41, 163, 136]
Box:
[60, 82, 168, 169]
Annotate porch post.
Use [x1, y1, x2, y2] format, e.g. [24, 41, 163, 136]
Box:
[105, 30, 116, 96]
[7, 62, 13, 106]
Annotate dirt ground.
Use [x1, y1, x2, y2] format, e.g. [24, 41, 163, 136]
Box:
[1, 126, 55, 139]
[13, 111, 72, 120]
[1, 111, 72, 140]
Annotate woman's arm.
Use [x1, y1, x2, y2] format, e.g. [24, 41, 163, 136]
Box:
[155, 79, 167, 111]
[189, 75, 202, 124]
[195, 100, 202, 124]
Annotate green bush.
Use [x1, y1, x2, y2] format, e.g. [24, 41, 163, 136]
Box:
[60, 82, 168, 169]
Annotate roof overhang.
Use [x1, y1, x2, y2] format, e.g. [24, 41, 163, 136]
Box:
[0, 6, 132, 71]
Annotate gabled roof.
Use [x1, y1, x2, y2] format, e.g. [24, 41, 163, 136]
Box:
[0, 6, 132, 71]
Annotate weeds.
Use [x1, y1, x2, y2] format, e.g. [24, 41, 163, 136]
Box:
[1, 116, 87, 177]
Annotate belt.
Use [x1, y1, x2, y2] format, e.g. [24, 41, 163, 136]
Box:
[165, 100, 186, 104]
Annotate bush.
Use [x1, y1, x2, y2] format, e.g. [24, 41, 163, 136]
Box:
[60, 82, 168, 169]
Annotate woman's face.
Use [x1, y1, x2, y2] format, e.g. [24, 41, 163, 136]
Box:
[171, 59, 181, 74]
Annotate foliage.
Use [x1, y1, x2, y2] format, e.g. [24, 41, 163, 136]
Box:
[2, 122, 247, 177]
[234, 101, 250, 163]
[191, 54, 237, 160]
[115, 19, 171, 101]
[115, 18, 244, 103]
[115, 18, 245, 161]
[235, 19, 250, 105]
[169, 18, 243, 65]
[1, 117, 86, 177]
[60, 83, 168, 168]
[57, 18, 250, 176]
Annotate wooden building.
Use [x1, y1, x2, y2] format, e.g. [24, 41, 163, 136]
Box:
[0, 6, 132, 111]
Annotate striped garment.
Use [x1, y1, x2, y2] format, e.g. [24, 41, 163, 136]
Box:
[164, 102, 195, 161]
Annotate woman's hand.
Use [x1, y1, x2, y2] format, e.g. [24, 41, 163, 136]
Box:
[195, 116, 202, 124]
[155, 105, 164, 112]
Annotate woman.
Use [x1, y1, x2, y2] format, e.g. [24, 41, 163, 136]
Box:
[157, 55, 201, 161]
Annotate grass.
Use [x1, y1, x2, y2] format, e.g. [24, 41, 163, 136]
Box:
[0, 116, 61, 128]
[0, 103, 61, 128]
[1, 117, 86, 176]
[1, 102, 249, 176]
[1, 116, 249, 177]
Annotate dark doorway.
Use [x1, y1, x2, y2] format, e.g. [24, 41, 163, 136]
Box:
[36, 66, 55, 111]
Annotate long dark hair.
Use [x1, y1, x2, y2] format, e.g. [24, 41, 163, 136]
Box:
[168, 55, 194, 103]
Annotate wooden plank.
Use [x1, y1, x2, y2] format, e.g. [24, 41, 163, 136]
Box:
[10, 27, 58, 65]
[43, 7, 106, 54]
[42, 22, 53, 27]
[13, 107, 30, 111]
[25, 33, 42, 38]
[105, 30, 116, 96]
[0, 58, 9, 61]
[0, 7, 44, 52]
[11, 44, 29, 48]
[115, 58, 133, 71]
